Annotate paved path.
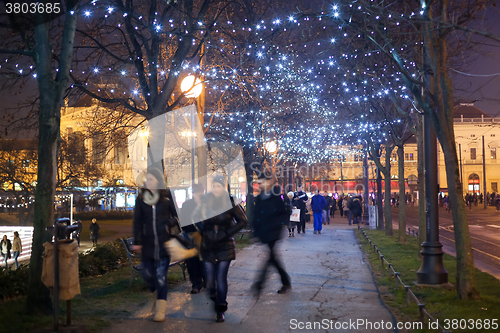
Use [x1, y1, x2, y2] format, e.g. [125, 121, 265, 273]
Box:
[102, 217, 398, 333]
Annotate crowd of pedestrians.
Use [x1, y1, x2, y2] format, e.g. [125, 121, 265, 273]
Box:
[129, 166, 372, 324]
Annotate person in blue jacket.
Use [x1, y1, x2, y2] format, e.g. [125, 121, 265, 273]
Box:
[310, 189, 327, 234]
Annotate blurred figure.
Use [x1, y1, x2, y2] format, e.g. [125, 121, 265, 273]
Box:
[349, 196, 363, 225]
[293, 185, 309, 234]
[12, 231, 22, 269]
[180, 183, 206, 294]
[194, 175, 247, 323]
[323, 191, 332, 225]
[337, 195, 344, 217]
[132, 167, 179, 322]
[311, 190, 327, 234]
[72, 220, 83, 247]
[1, 235, 12, 269]
[89, 218, 100, 246]
[331, 195, 337, 218]
[252, 173, 291, 294]
[344, 195, 351, 225]
[285, 192, 297, 237]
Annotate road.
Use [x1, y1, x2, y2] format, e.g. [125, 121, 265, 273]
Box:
[392, 205, 500, 279]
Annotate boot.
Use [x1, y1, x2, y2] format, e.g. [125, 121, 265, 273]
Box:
[215, 303, 228, 323]
[153, 299, 167, 322]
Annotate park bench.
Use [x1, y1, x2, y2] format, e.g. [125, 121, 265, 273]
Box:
[120, 237, 187, 287]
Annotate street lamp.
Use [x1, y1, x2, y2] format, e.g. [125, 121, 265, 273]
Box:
[181, 75, 203, 197]
[265, 141, 277, 174]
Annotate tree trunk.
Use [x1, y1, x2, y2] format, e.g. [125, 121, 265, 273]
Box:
[441, 137, 479, 299]
[25, 84, 59, 314]
[25, 8, 77, 313]
[384, 141, 393, 236]
[397, 144, 406, 244]
[377, 163, 384, 230]
[417, 114, 426, 251]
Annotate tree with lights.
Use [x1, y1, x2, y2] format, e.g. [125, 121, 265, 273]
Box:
[339, 0, 500, 299]
[0, 1, 80, 312]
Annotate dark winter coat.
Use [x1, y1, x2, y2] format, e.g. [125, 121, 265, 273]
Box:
[0, 239, 12, 259]
[89, 222, 100, 241]
[325, 196, 333, 210]
[252, 187, 289, 244]
[195, 193, 247, 263]
[133, 194, 179, 261]
[337, 197, 343, 210]
[293, 191, 308, 210]
[332, 198, 337, 211]
[348, 196, 363, 218]
[311, 194, 327, 213]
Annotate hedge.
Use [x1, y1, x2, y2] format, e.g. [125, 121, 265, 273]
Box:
[73, 210, 134, 220]
[0, 239, 129, 301]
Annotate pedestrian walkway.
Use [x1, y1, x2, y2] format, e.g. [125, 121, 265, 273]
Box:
[102, 216, 398, 333]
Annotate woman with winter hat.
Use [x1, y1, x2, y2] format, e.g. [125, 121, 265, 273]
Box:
[193, 174, 247, 323]
[285, 192, 298, 237]
[132, 167, 179, 322]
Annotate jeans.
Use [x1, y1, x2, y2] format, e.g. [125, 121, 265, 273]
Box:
[347, 211, 352, 225]
[186, 256, 205, 290]
[323, 209, 330, 224]
[313, 212, 323, 231]
[142, 257, 170, 300]
[13, 251, 19, 269]
[205, 260, 231, 307]
[1, 253, 8, 268]
[256, 240, 290, 288]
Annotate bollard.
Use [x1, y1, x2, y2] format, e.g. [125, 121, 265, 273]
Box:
[418, 304, 425, 322]
[394, 272, 400, 288]
[408, 227, 411, 235]
[388, 263, 392, 275]
[380, 255, 384, 267]
[405, 286, 410, 306]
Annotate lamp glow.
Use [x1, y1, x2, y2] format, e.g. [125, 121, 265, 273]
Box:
[181, 75, 203, 98]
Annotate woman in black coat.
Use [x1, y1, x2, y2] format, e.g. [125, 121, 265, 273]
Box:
[89, 218, 100, 246]
[132, 167, 179, 322]
[194, 175, 247, 323]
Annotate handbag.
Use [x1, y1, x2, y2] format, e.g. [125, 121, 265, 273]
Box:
[164, 234, 198, 262]
[290, 208, 301, 222]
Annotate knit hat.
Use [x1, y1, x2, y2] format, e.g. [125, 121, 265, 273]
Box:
[146, 167, 164, 184]
[212, 175, 226, 187]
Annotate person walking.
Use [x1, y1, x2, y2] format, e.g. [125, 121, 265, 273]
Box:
[344, 195, 352, 225]
[285, 191, 298, 237]
[72, 220, 83, 247]
[293, 185, 309, 234]
[89, 218, 100, 246]
[311, 190, 327, 234]
[349, 196, 363, 225]
[194, 175, 247, 323]
[132, 167, 180, 322]
[12, 231, 21, 269]
[180, 183, 206, 294]
[338, 195, 344, 217]
[1, 235, 12, 269]
[252, 173, 291, 295]
[331, 195, 337, 218]
[323, 192, 332, 225]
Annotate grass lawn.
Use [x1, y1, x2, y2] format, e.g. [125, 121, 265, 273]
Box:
[0, 232, 252, 333]
[356, 229, 500, 333]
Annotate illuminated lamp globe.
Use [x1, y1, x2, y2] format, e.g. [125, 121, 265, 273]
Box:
[265, 141, 277, 153]
[181, 75, 203, 98]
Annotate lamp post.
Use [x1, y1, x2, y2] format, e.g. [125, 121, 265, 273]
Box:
[181, 75, 203, 198]
[265, 141, 278, 174]
[417, 55, 448, 285]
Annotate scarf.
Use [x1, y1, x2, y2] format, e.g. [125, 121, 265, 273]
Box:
[143, 189, 160, 206]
